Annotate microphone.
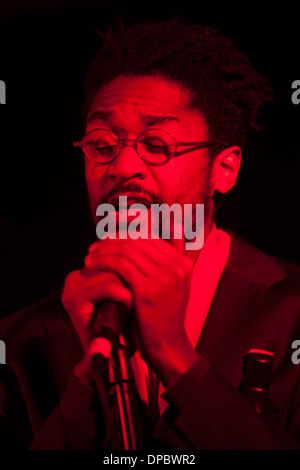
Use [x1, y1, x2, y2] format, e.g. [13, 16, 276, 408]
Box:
[89, 300, 128, 360]
[89, 301, 138, 450]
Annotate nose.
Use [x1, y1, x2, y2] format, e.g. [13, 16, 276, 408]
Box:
[106, 144, 148, 181]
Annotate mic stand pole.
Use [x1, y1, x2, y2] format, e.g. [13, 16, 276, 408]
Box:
[111, 334, 137, 450]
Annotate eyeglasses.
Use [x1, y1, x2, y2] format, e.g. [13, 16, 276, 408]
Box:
[73, 128, 228, 166]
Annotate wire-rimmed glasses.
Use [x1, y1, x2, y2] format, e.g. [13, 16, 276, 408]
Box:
[73, 128, 228, 166]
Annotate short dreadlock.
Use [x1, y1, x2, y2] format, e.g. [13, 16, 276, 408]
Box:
[83, 17, 274, 156]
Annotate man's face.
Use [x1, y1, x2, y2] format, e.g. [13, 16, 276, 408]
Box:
[84, 75, 215, 239]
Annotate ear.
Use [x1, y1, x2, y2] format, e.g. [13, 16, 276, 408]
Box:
[212, 146, 242, 194]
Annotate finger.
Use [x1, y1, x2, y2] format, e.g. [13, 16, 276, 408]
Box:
[63, 276, 133, 311]
[87, 236, 191, 270]
[85, 244, 158, 276]
[79, 267, 122, 283]
[83, 253, 146, 300]
[64, 269, 121, 285]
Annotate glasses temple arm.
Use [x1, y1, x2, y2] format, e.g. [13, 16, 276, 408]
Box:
[175, 141, 229, 148]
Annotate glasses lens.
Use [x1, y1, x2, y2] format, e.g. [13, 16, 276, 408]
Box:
[84, 129, 117, 161]
[137, 129, 174, 164]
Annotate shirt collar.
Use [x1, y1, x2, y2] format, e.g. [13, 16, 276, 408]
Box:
[184, 223, 231, 348]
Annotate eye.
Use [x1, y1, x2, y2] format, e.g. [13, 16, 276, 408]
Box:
[140, 136, 170, 155]
[84, 130, 118, 160]
[93, 140, 117, 156]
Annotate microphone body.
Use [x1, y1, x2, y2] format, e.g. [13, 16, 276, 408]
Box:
[89, 301, 127, 359]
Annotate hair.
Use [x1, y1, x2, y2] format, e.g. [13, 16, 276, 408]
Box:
[83, 17, 274, 158]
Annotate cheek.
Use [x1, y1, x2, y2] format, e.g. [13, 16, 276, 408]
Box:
[85, 163, 105, 211]
[162, 159, 209, 194]
[170, 166, 213, 206]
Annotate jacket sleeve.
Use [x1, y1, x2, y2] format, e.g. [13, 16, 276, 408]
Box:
[29, 373, 99, 450]
[154, 356, 300, 450]
[0, 364, 99, 450]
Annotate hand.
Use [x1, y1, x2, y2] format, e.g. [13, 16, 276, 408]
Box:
[83, 234, 198, 388]
[61, 263, 133, 383]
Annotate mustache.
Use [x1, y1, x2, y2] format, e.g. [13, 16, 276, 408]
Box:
[97, 182, 164, 207]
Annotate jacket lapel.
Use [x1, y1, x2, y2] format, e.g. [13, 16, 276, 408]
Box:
[195, 230, 288, 389]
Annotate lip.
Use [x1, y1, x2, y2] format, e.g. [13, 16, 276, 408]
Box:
[108, 193, 152, 210]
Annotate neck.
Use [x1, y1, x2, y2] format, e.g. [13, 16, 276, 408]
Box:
[184, 217, 215, 265]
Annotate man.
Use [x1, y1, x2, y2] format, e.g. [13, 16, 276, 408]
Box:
[0, 17, 299, 450]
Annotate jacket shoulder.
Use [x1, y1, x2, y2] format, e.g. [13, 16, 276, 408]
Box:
[275, 257, 300, 292]
[226, 229, 300, 293]
[0, 289, 70, 349]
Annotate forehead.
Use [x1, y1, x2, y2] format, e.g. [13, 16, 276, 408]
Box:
[87, 75, 194, 120]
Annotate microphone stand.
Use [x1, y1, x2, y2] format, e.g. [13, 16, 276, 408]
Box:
[89, 301, 138, 450]
[110, 335, 137, 450]
[91, 334, 138, 450]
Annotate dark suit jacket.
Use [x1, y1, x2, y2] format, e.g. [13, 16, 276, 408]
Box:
[0, 231, 300, 450]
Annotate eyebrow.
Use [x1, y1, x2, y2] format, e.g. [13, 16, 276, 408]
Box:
[87, 110, 180, 127]
[88, 110, 114, 122]
[141, 115, 180, 126]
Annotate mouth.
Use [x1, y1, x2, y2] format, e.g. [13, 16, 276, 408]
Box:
[108, 193, 152, 211]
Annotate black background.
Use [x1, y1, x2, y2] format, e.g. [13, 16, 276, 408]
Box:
[0, 1, 299, 317]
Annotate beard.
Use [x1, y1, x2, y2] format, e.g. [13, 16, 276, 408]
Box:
[92, 168, 214, 242]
